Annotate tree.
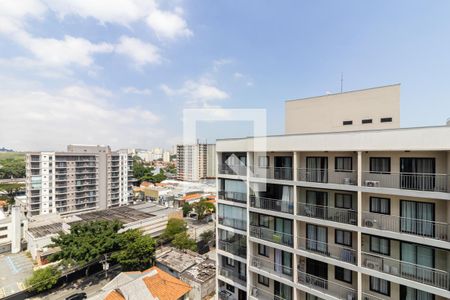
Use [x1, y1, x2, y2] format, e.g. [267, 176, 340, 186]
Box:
[171, 232, 197, 251]
[26, 266, 61, 292]
[0, 183, 25, 205]
[0, 158, 26, 179]
[193, 199, 215, 220]
[113, 229, 156, 271]
[159, 218, 187, 243]
[199, 230, 215, 243]
[50, 220, 123, 264]
[182, 202, 192, 217]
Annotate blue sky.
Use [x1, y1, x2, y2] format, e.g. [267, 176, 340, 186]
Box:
[1, 1, 450, 151]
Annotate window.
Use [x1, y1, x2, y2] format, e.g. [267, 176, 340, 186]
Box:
[343, 120, 353, 125]
[370, 197, 390, 214]
[380, 117, 393, 123]
[335, 229, 352, 247]
[335, 157, 352, 172]
[258, 274, 270, 286]
[362, 119, 373, 124]
[335, 193, 352, 209]
[306, 224, 327, 253]
[258, 156, 269, 168]
[335, 266, 352, 283]
[370, 157, 391, 174]
[225, 284, 235, 293]
[0, 226, 7, 231]
[0, 234, 7, 239]
[258, 214, 271, 228]
[258, 244, 269, 257]
[370, 236, 390, 255]
[370, 276, 390, 296]
[225, 257, 235, 267]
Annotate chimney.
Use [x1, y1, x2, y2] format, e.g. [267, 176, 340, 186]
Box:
[11, 205, 22, 253]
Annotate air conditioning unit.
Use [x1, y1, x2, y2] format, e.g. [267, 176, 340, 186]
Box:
[365, 259, 379, 270]
[343, 178, 351, 185]
[364, 219, 376, 228]
[365, 180, 380, 187]
[252, 288, 258, 297]
[252, 258, 261, 268]
[221, 269, 231, 277]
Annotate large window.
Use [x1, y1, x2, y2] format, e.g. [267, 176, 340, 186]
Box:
[335, 157, 352, 172]
[258, 244, 269, 257]
[306, 157, 328, 182]
[370, 197, 390, 214]
[335, 229, 352, 247]
[370, 236, 390, 255]
[370, 157, 391, 174]
[218, 204, 246, 230]
[335, 193, 352, 209]
[401, 242, 434, 282]
[258, 274, 269, 286]
[370, 276, 390, 296]
[400, 200, 434, 237]
[400, 286, 434, 300]
[335, 266, 352, 283]
[306, 224, 327, 254]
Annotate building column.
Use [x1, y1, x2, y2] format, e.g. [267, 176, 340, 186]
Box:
[215, 151, 220, 297]
[357, 151, 363, 299]
[246, 151, 252, 297]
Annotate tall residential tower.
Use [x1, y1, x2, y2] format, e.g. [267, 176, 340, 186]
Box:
[216, 84, 450, 300]
[177, 143, 216, 181]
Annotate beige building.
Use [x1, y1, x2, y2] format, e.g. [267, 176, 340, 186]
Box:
[216, 85, 450, 300]
[25, 145, 134, 216]
[177, 143, 216, 181]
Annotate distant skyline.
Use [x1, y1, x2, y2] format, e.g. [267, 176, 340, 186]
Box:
[1, 1, 450, 151]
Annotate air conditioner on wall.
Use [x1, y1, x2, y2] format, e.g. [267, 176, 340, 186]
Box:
[365, 259, 379, 270]
[364, 219, 376, 228]
[365, 180, 380, 187]
[252, 259, 261, 268]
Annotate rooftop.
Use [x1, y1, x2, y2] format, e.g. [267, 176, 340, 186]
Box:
[156, 248, 205, 274]
[180, 258, 216, 283]
[66, 206, 155, 225]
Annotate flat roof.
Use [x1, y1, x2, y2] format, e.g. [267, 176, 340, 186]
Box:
[180, 258, 215, 283]
[68, 206, 155, 225]
[156, 248, 205, 274]
[28, 223, 63, 238]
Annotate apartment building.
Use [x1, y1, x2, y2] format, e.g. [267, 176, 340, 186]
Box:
[216, 84, 450, 300]
[26, 145, 134, 216]
[177, 143, 216, 181]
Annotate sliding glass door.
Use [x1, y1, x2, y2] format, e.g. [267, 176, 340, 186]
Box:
[306, 157, 328, 183]
[401, 242, 434, 283]
[274, 156, 293, 180]
[306, 224, 328, 254]
[400, 200, 435, 237]
[400, 158, 436, 191]
[400, 285, 434, 300]
[306, 190, 328, 218]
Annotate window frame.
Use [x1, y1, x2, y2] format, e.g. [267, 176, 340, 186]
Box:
[370, 235, 391, 256]
[343, 120, 353, 125]
[362, 118, 373, 124]
[369, 276, 391, 296]
[335, 266, 352, 284]
[335, 193, 353, 209]
[335, 157, 353, 173]
[258, 244, 269, 257]
[258, 274, 270, 287]
[335, 229, 352, 247]
[369, 196, 391, 215]
[380, 117, 393, 123]
[369, 157, 391, 174]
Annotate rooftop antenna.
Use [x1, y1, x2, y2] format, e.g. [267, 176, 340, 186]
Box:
[340, 72, 344, 93]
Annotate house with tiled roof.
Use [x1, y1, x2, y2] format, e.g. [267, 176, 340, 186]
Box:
[90, 266, 191, 300]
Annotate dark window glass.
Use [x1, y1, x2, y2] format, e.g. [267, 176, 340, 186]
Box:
[380, 117, 393, 123]
[370, 197, 391, 214]
[370, 276, 390, 296]
[258, 244, 269, 257]
[362, 119, 373, 124]
[335, 229, 352, 247]
[335, 194, 352, 209]
[370, 236, 390, 255]
[335, 157, 352, 172]
[370, 157, 391, 174]
[258, 274, 270, 286]
[343, 120, 353, 125]
[335, 266, 352, 283]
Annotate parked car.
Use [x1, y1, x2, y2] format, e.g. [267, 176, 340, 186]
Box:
[66, 292, 87, 300]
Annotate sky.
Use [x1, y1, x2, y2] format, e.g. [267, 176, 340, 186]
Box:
[1, 1, 450, 151]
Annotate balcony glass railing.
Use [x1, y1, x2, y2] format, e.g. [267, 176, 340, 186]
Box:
[250, 255, 293, 279]
[218, 191, 247, 203]
[219, 267, 247, 286]
[362, 171, 448, 192]
[250, 195, 293, 214]
[362, 212, 449, 242]
[297, 270, 357, 300]
[361, 252, 449, 290]
[297, 203, 357, 225]
[218, 216, 247, 231]
[250, 286, 291, 300]
[251, 167, 293, 180]
[298, 168, 357, 185]
[218, 164, 247, 176]
[218, 240, 246, 258]
[297, 236, 357, 265]
[249, 225, 293, 247]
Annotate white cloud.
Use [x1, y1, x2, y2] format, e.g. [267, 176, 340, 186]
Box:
[233, 72, 244, 78]
[0, 0, 46, 34]
[122, 86, 152, 96]
[146, 8, 192, 40]
[0, 83, 163, 150]
[160, 79, 229, 107]
[116, 36, 161, 66]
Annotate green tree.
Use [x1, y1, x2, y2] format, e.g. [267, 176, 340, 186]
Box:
[26, 266, 61, 292]
[199, 230, 215, 243]
[0, 183, 25, 205]
[50, 220, 123, 264]
[159, 218, 187, 243]
[182, 202, 192, 217]
[193, 199, 215, 220]
[171, 232, 197, 251]
[0, 158, 26, 179]
[113, 229, 156, 271]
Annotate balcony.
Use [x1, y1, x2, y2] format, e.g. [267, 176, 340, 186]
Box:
[218, 191, 247, 203]
[250, 195, 293, 214]
[218, 217, 247, 231]
[361, 252, 449, 290]
[251, 167, 293, 181]
[250, 255, 293, 280]
[362, 293, 386, 300]
[297, 203, 357, 225]
[250, 286, 290, 300]
[298, 168, 357, 186]
[362, 171, 448, 193]
[250, 225, 293, 247]
[362, 212, 449, 242]
[297, 236, 357, 265]
[297, 270, 357, 300]
[218, 240, 246, 258]
[219, 267, 246, 286]
[219, 164, 247, 176]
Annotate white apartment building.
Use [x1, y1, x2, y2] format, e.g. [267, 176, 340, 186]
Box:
[216, 84, 450, 300]
[26, 145, 134, 216]
[177, 143, 216, 181]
